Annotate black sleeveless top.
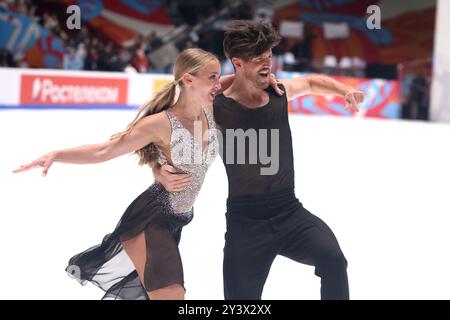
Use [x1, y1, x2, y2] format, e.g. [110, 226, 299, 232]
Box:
[213, 84, 295, 198]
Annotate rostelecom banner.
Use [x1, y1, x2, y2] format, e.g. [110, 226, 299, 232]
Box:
[20, 74, 128, 105]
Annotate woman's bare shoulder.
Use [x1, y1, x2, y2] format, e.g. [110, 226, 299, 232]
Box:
[137, 111, 170, 129]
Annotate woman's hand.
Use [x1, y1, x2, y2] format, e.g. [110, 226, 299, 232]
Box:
[269, 73, 285, 96]
[219, 74, 235, 92]
[13, 151, 57, 177]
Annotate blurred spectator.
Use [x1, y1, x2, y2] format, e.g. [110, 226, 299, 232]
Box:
[75, 26, 90, 47]
[352, 57, 366, 78]
[84, 47, 99, 71]
[339, 57, 353, 76]
[410, 74, 429, 120]
[13, 52, 28, 68]
[110, 49, 132, 72]
[323, 55, 338, 75]
[403, 73, 430, 120]
[97, 41, 115, 71]
[0, 49, 16, 67]
[63, 47, 84, 70]
[41, 12, 58, 33]
[131, 49, 150, 73]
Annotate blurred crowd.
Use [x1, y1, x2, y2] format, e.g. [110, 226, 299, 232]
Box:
[0, 0, 431, 120]
[0, 0, 159, 72]
[0, 0, 368, 76]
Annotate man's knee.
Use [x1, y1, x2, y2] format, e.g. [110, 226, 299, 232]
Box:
[317, 249, 348, 272]
[330, 251, 348, 269]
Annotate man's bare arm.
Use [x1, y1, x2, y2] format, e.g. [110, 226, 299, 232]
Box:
[280, 74, 364, 111]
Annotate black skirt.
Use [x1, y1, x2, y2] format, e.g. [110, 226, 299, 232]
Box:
[66, 183, 193, 300]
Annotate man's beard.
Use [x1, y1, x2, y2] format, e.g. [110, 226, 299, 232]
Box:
[249, 72, 270, 89]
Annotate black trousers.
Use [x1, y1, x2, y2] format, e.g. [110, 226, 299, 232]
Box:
[223, 189, 349, 300]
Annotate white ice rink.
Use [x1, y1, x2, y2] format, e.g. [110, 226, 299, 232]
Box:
[1, 109, 450, 300]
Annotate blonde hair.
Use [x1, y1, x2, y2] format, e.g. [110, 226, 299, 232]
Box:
[111, 48, 218, 166]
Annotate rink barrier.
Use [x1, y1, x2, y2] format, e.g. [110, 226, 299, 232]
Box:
[0, 68, 400, 119]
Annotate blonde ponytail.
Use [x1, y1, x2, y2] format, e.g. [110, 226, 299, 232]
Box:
[111, 81, 178, 166]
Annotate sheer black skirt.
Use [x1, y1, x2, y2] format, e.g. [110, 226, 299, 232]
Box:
[66, 183, 193, 300]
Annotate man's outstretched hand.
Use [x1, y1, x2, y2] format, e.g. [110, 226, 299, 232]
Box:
[344, 89, 365, 112]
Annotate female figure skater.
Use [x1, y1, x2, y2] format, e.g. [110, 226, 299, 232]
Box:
[14, 48, 226, 300]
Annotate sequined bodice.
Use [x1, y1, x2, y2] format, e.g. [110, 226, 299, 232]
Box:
[156, 107, 218, 214]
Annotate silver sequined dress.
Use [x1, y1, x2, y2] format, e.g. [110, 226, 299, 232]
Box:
[156, 107, 218, 215]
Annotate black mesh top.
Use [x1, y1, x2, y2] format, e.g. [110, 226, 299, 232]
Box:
[213, 84, 295, 198]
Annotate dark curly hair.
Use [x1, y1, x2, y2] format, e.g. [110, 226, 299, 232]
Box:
[223, 20, 281, 62]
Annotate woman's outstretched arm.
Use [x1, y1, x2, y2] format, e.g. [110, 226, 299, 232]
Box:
[13, 114, 164, 176]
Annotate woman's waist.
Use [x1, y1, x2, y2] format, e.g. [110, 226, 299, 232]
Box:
[150, 181, 202, 213]
[168, 186, 202, 207]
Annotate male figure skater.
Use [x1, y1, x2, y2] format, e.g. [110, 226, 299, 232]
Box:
[155, 20, 364, 300]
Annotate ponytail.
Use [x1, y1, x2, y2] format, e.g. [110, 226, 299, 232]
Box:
[111, 80, 178, 166]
